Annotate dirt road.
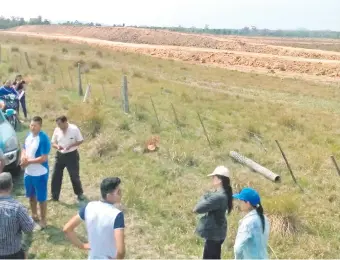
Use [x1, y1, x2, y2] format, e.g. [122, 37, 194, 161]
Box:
[2, 26, 340, 81]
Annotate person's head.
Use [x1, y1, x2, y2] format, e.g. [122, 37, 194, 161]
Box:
[15, 75, 22, 82]
[30, 116, 43, 135]
[207, 166, 233, 214]
[100, 177, 122, 204]
[0, 172, 13, 194]
[233, 187, 266, 232]
[56, 116, 68, 130]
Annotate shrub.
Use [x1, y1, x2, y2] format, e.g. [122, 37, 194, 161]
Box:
[62, 47, 68, 54]
[68, 101, 104, 138]
[147, 76, 158, 83]
[135, 112, 148, 122]
[50, 55, 58, 62]
[8, 67, 15, 73]
[79, 50, 86, 56]
[96, 51, 103, 57]
[37, 60, 45, 66]
[89, 61, 102, 69]
[118, 120, 130, 131]
[87, 133, 119, 159]
[132, 71, 143, 78]
[11, 47, 19, 52]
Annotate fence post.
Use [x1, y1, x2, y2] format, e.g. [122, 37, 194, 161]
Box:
[330, 156, 340, 177]
[150, 96, 160, 127]
[68, 68, 74, 88]
[24, 52, 32, 69]
[83, 84, 91, 103]
[171, 103, 183, 136]
[197, 112, 212, 150]
[275, 140, 304, 192]
[78, 63, 83, 96]
[121, 75, 129, 113]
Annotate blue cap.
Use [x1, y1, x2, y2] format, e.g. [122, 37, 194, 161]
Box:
[232, 187, 261, 206]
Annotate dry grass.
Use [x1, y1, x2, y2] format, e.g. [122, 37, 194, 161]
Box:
[0, 34, 339, 259]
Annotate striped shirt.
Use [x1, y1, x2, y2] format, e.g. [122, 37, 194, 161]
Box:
[0, 196, 35, 256]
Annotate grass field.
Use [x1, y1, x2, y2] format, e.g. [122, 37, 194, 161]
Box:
[0, 34, 340, 259]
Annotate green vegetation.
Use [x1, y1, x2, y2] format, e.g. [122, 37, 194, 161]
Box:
[0, 16, 50, 29]
[0, 34, 339, 258]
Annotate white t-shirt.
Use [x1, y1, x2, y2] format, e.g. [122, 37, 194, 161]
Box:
[51, 123, 84, 154]
[79, 201, 125, 259]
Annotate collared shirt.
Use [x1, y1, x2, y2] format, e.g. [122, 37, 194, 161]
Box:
[79, 201, 125, 259]
[0, 196, 35, 256]
[234, 210, 270, 259]
[24, 131, 51, 176]
[51, 124, 83, 154]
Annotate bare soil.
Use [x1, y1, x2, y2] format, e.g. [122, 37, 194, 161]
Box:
[4, 25, 340, 80]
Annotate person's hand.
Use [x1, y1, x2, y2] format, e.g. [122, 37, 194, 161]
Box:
[20, 157, 29, 167]
[82, 243, 90, 250]
[57, 145, 64, 151]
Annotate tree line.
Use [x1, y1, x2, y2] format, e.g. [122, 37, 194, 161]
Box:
[0, 16, 50, 29]
[1, 16, 340, 39]
[138, 25, 340, 39]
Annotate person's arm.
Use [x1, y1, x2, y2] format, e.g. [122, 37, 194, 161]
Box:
[0, 149, 5, 172]
[193, 193, 222, 214]
[51, 129, 63, 150]
[234, 222, 252, 259]
[17, 205, 35, 233]
[63, 214, 89, 250]
[65, 127, 84, 150]
[113, 212, 125, 259]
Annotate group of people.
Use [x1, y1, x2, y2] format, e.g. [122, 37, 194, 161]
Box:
[1, 115, 270, 259]
[0, 75, 28, 120]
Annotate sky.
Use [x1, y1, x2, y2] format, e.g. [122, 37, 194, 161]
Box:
[1, 0, 340, 31]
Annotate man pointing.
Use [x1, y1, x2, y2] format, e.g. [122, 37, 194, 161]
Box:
[51, 116, 85, 201]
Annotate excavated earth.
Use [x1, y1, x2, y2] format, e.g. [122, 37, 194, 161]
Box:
[3, 25, 340, 80]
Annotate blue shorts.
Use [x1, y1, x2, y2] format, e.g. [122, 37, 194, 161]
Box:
[24, 174, 49, 202]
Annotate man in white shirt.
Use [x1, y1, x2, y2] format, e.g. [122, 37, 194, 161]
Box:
[63, 177, 125, 259]
[51, 116, 85, 201]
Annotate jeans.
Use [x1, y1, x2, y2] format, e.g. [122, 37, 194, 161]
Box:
[203, 239, 225, 259]
[0, 249, 25, 259]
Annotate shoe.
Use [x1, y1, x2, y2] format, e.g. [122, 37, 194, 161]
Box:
[50, 197, 59, 202]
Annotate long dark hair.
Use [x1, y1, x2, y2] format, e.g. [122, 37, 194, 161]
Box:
[217, 175, 233, 214]
[256, 203, 265, 233]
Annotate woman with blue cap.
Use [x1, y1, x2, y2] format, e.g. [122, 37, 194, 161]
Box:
[233, 188, 270, 259]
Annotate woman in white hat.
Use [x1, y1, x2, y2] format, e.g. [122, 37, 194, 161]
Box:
[193, 166, 233, 259]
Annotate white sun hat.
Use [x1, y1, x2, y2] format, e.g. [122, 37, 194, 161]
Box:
[207, 166, 230, 178]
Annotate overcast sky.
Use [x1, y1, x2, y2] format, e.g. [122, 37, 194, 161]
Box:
[1, 0, 339, 30]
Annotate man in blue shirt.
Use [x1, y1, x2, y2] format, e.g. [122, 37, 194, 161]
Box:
[0, 80, 18, 111]
[20, 116, 51, 229]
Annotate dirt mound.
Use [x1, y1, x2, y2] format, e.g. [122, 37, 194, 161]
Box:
[11, 25, 340, 61]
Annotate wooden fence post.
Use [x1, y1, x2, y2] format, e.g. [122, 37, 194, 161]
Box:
[197, 112, 212, 150]
[121, 75, 129, 113]
[330, 155, 340, 177]
[150, 96, 160, 127]
[78, 63, 83, 96]
[68, 68, 74, 89]
[171, 103, 183, 136]
[275, 140, 304, 192]
[24, 52, 32, 69]
[83, 84, 91, 103]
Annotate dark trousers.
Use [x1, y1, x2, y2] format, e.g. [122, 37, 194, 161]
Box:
[0, 249, 25, 259]
[17, 93, 27, 118]
[51, 150, 83, 200]
[203, 239, 224, 259]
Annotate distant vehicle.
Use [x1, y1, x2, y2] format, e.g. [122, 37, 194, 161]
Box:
[1, 94, 20, 130]
[0, 110, 21, 175]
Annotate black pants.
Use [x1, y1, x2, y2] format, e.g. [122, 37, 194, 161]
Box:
[0, 249, 25, 259]
[203, 239, 224, 259]
[51, 150, 83, 200]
